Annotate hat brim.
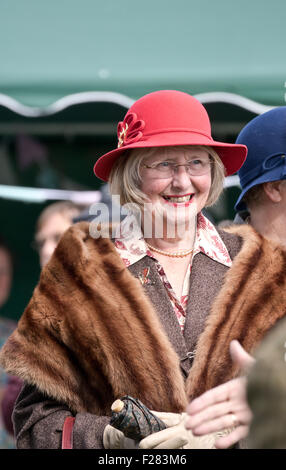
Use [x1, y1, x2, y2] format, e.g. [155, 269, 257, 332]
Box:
[93, 132, 247, 182]
[235, 166, 286, 212]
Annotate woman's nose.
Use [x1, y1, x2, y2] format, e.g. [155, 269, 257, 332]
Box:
[171, 165, 192, 188]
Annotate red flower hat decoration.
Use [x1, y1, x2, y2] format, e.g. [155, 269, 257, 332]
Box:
[117, 113, 145, 148]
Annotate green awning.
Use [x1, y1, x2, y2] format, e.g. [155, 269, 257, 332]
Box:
[0, 0, 285, 116]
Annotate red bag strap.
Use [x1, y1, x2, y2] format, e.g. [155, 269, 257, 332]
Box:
[62, 416, 75, 449]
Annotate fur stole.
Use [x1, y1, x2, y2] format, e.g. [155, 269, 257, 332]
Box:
[1, 222, 286, 415]
[186, 224, 286, 398]
[0, 223, 187, 415]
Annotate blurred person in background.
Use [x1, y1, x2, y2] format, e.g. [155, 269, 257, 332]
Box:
[33, 201, 87, 268]
[186, 106, 286, 448]
[0, 237, 17, 448]
[1, 201, 86, 444]
[246, 315, 286, 449]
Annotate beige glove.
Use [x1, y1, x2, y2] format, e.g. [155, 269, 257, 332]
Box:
[139, 412, 220, 449]
[103, 424, 138, 449]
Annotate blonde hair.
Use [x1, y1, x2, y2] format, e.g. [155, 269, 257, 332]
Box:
[109, 145, 225, 207]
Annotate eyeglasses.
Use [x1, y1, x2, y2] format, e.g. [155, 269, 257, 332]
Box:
[142, 158, 213, 179]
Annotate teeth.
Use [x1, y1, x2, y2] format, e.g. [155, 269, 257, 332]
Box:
[164, 195, 192, 202]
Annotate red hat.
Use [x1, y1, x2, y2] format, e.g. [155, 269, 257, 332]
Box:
[94, 90, 247, 181]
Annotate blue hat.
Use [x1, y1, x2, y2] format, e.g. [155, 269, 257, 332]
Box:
[235, 107, 286, 212]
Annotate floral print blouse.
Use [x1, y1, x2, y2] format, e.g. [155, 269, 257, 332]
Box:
[114, 212, 232, 332]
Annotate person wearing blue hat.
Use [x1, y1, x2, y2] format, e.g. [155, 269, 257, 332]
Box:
[185, 107, 286, 448]
[234, 107, 286, 248]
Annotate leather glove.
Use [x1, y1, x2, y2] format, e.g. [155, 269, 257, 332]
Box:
[103, 424, 138, 449]
[139, 412, 220, 449]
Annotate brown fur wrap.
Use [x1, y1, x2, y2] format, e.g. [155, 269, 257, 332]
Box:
[186, 224, 286, 398]
[0, 222, 187, 415]
[1, 222, 286, 415]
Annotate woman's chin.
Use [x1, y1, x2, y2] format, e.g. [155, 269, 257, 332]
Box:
[150, 201, 197, 238]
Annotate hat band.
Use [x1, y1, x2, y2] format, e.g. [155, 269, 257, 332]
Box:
[240, 153, 286, 187]
[142, 127, 212, 140]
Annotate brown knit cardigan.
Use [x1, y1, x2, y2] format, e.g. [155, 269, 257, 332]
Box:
[1, 222, 286, 419]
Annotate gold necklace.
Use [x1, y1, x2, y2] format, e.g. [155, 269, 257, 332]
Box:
[146, 242, 193, 258]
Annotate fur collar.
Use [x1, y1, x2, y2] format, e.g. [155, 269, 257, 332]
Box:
[1, 222, 286, 414]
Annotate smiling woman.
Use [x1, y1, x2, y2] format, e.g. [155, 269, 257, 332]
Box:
[1, 90, 275, 451]
[139, 146, 213, 258]
[110, 144, 225, 207]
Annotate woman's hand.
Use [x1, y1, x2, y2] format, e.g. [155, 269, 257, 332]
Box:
[103, 425, 138, 449]
[185, 340, 255, 448]
[139, 411, 219, 449]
